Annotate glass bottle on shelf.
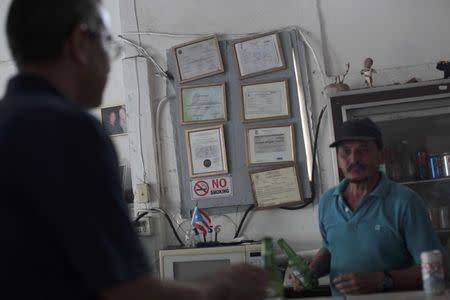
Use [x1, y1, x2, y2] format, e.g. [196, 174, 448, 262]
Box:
[386, 144, 402, 181]
[399, 139, 416, 181]
[427, 197, 442, 230]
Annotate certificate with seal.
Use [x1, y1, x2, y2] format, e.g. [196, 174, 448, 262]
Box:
[250, 165, 303, 208]
[185, 125, 228, 177]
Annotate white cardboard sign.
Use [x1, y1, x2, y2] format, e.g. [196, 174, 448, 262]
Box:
[191, 175, 233, 200]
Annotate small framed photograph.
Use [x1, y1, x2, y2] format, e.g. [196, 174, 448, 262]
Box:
[241, 79, 290, 122]
[249, 164, 303, 208]
[246, 124, 295, 166]
[185, 125, 228, 177]
[173, 35, 224, 83]
[180, 83, 227, 124]
[232, 32, 285, 79]
[101, 104, 127, 136]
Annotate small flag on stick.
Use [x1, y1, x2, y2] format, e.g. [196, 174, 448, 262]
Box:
[191, 206, 211, 235]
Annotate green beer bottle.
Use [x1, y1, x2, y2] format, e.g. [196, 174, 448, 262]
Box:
[277, 238, 318, 290]
[261, 237, 284, 299]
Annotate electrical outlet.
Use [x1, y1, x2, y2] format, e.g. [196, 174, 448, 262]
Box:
[135, 216, 152, 236]
[135, 183, 150, 203]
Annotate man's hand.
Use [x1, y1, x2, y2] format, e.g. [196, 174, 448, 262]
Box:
[202, 263, 268, 300]
[289, 272, 304, 292]
[333, 272, 384, 295]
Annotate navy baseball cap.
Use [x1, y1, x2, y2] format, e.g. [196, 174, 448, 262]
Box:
[330, 118, 382, 147]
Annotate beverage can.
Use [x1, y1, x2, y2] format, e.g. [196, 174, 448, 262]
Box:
[421, 250, 445, 295]
[442, 152, 450, 177]
[428, 154, 443, 179]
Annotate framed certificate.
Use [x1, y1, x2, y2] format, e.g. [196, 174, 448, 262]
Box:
[232, 32, 285, 79]
[241, 79, 290, 122]
[180, 83, 227, 124]
[246, 124, 295, 166]
[250, 164, 303, 208]
[173, 36, 224, 83]
[185, 125, 228, 177]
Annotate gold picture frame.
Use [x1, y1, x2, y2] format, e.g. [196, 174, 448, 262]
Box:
[185, 125, 228, 178]
[241, 79, 291, 122]
[180, 83, 227, 124]
[249, 164, 304, 208]
[173, 35, 224, 83]
[246, 124, 295, 166]
[232, 32, 286, 79]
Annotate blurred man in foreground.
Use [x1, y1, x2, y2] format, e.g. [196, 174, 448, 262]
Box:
[0, 1, 267, 299]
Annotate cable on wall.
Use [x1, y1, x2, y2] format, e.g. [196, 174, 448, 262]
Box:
[293, 27, 328, 88]
[134, 208, 184, 246]
[132, 0, 142, 47]
[233, 204, 255, 239]
[118, 35, 172, 80]
[280, 104, 327, 210]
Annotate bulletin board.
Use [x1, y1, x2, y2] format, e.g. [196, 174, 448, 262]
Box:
[166, 30, 314, 217]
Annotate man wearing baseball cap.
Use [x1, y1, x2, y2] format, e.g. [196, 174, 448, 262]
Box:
[292, 118, 445, 296]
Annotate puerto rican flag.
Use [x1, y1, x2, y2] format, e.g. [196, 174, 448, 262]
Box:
[191, 206, 211, 234]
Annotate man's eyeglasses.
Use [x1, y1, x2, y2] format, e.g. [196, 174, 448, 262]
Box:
[80, 24, 123, 60]
[99, 34, 122, 61]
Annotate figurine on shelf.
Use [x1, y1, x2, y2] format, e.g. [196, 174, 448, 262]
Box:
[324, 63, 350, 94]
[436, 60, 450, 79]
[360, 57, 376, 87]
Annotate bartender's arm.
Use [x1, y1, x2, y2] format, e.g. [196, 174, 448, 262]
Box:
[333, 251, 448, 294]
[309, 247, 331, 277]
[333, 264, 422, 294]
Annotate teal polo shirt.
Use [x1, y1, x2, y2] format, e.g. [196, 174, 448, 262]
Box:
[319, 172, 443, 296]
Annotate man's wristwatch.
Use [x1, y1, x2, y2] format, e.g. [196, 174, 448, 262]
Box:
[382, 271, 394, 291]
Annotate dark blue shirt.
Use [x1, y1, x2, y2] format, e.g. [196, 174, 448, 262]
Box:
[319, 172, 443, 296]
[0, 75, 150, 299]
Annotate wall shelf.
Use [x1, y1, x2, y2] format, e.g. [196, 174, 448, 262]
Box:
[401, 177, 450, 186]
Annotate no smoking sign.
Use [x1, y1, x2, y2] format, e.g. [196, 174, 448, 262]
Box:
[191, 176, 233, 200]
[193, 180, 209, 196]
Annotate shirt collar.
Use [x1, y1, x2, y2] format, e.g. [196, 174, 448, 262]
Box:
[4, 73, 65, 99]
[332, 172, 390, 200]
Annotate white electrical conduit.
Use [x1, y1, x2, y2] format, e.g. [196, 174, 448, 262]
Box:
[155, 96, 169, 198]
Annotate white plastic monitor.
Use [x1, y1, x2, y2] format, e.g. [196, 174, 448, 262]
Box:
[159, 244, 262, 282]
